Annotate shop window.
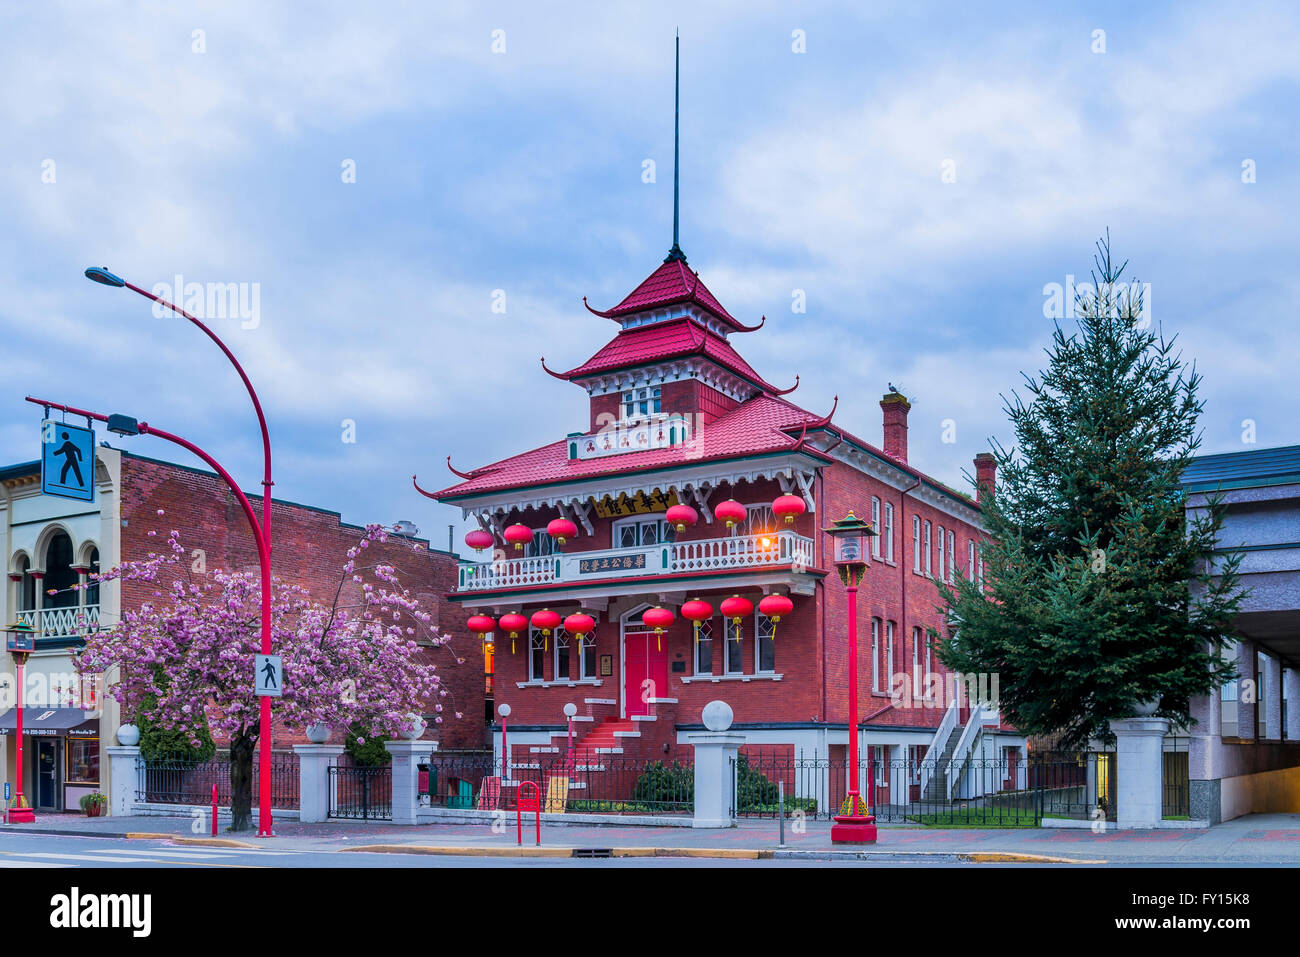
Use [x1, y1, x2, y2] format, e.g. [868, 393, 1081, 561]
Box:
[66, 738, 100, 785]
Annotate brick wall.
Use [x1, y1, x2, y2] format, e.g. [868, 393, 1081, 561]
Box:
[116, 454, 483, 750]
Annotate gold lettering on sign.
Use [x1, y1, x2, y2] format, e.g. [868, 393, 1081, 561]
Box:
[589, 489, 679, 518]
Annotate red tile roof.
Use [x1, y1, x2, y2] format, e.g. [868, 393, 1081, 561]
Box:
[587, 259, 748, 330]
[556, 319, 777, 390]
[431, 393, 829, 499]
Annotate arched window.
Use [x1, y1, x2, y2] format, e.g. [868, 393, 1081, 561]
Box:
[44, 531, 78, 609]
[16, 555, 35, 612]
[86, 547, 100, 606]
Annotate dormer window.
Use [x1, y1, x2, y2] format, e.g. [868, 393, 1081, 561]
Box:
[622, 387, 661, 420]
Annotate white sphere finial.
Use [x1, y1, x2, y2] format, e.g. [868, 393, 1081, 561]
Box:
[702, 700, 733, 732]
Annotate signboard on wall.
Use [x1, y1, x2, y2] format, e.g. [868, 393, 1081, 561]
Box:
[589, 489, 679, 519]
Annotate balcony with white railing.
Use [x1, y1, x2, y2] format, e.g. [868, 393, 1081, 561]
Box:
[18, 605, 101, 642]
[458, 530, 816, 593]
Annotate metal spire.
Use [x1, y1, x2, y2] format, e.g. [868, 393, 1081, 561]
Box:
[665, 31, 686, 263]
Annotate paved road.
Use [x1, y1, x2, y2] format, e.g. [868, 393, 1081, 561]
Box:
[6, 812, 1300, 866]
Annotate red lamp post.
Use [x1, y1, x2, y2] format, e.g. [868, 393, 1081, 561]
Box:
[27, 396, 270, 831]
[84, 266, 277, 838]
[3, 620, 37, 823]
[823, 510, 878, 843]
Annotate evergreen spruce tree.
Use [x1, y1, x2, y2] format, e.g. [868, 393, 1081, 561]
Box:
[935, 234, 1245, 747]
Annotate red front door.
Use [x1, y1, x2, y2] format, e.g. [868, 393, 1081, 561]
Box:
[624, 630, 667, 717]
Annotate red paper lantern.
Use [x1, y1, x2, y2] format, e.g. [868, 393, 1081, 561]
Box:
[465, 529, 494, 553]
[467, 614, 497, 637]
[547, 518, 578, 545]
[641, 606, 675, 651]
[714, 499, 746, 528]
[681, 598, 714, 644]
[758, 594, 794, 641]
[720, 594, 753, 638]
[498, 611, 528, 653]
[665, 504, 699, 532]
[564, 612, 596, 651]
[772, 494, 807, 525]
[504, 524, 533, 551]
[530, 607, 562, 651]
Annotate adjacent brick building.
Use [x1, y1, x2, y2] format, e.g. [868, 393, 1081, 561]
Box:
[422, 244, 1026, 809]
[1, 447, 479, 814]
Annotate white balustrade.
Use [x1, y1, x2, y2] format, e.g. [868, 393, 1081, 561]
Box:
[20, 604, 101, 639]
[456, 531, 815, 592]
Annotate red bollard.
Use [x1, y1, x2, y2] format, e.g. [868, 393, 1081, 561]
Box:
[516, 781, 541, 847]
[211, 783, 218, 836]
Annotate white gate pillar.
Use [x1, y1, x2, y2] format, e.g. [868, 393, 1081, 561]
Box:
[105, 746, 140, 817]
[385, 739, 436, 825]
[294, 744, 345, 824]
[1112, 716, 1171, 828]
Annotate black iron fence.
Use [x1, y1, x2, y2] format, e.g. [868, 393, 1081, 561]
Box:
[327, 765, 392, 820]
[416, 750, 695, 815]
[730, 749, 1120, 825]
[138, 751, 300, 809]
[1163, 737, 1190, 819]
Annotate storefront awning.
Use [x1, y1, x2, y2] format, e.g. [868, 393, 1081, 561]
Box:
[0, 708, 99, 737]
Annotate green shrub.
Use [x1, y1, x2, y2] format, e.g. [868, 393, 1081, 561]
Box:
[344, 722, 391, 766]
[633, 760, 693, 804]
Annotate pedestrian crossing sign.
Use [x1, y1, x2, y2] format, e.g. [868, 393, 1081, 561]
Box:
[41, 419, 95, 502]
[255, 654, 283, 697]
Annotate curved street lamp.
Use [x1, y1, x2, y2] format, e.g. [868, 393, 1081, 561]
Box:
[82, 266, 276, 837]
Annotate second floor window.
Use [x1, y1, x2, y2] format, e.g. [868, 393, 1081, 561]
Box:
[614, 516, 673, 548]
[523, 529, 554, 558]
[947, 530, 955, 583]
[968, 541, 976, 581]
[936, 525, 945, 580]
[923, 521, 932, 576]
[622, 387, 662, 420]
[912, 516, 921, 572]
[871, 618, 884, 693]
[725, 619, 744, 674]
[884, 503, 894, 562]
[871, 498, 881, 558]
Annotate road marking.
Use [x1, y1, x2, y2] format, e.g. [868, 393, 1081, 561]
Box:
[0, 858, 68, 868]
[0, 850, 263, 868]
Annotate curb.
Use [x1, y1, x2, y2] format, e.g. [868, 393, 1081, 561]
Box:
[125, 832, 262, 849]
[341, 844, 775, 860]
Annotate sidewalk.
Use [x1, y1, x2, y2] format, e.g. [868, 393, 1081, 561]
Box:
[7, 811, 1300, 863]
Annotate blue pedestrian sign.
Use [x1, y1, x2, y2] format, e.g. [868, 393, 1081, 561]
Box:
[41, 419, 95, 502]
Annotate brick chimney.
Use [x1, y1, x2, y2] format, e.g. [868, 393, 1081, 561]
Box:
[879, 392, 910, 463]
[973, 452, 997, 503]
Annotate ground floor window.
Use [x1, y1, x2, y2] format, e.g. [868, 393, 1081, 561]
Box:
[725, 619, 744, 674]
[694, 618, 714, 674]
[755, 613, 776, 673]
[65, 737, 99, 784]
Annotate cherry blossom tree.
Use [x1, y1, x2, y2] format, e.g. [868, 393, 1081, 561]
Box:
[78, 521, 455, 831]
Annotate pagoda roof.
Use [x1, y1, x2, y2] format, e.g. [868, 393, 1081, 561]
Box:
[550, 318, 779, 391]
[429, 393, 831, 500]
[584, 258, 757, 332]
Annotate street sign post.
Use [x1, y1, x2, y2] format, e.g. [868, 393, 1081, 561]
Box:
[41, 419, 95, 502]
[255, 654, 283, 697]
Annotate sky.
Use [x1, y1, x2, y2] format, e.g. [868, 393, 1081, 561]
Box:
[2, 0, 1297, 557]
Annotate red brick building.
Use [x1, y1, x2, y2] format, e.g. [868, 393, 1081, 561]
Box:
[2, 448, 480, 814]
[424, 245, 1026, 809]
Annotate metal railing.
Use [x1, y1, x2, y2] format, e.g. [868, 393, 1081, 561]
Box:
[730, 749, 1118, 825]
[137, 751, 300, 809]
[327, 765, 392, 820]
[415, 751, 695, 815]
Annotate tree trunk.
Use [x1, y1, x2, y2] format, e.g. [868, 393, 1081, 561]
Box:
[228, 731, 256, 832]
